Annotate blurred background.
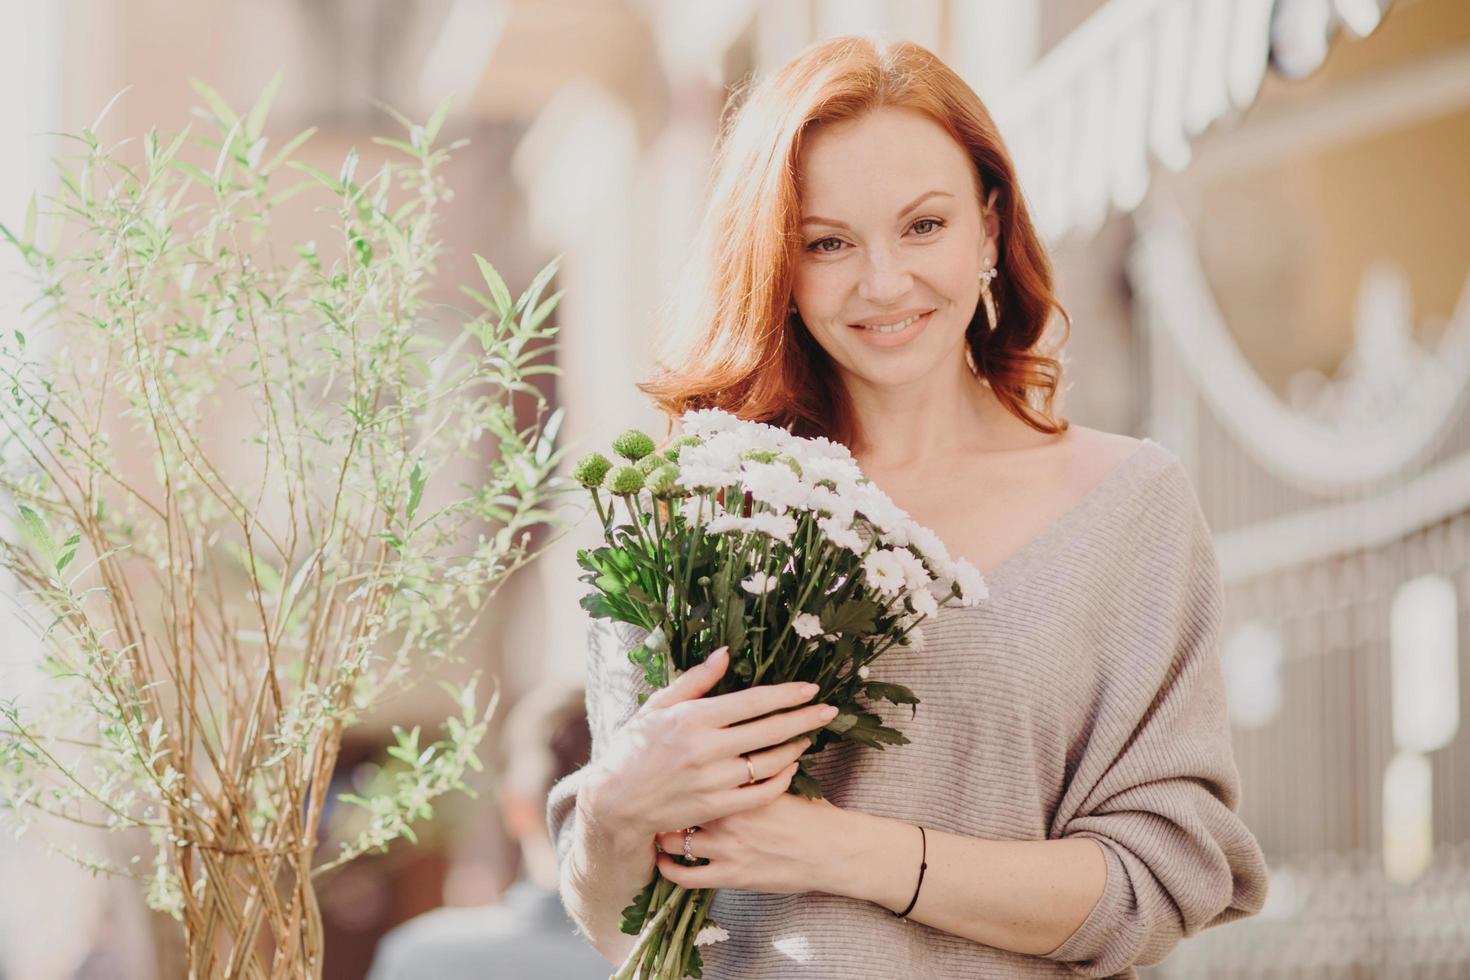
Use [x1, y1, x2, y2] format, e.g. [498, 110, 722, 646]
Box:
[1, 0, 1467, 976]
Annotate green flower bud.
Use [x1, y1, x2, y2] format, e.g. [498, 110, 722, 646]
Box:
[647, 464, 684, 498]
[612, 429, 656, 461]
[604, 464, 645, 495]
[635, 453, 665, 477]
[740, 448, 778, 464]
[572, 452, 613, 488]
[779, 454, 803, 478]
[663, 434, 702, 462]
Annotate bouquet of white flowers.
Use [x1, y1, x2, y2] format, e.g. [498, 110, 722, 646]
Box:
[572, 408, 987, 979]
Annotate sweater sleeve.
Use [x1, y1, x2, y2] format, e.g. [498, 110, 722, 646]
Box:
[1040, 462, 1269, 977]
[545, 617, 653, 869]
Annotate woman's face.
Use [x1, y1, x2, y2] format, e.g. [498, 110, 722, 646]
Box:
[791, 106, 999, 388]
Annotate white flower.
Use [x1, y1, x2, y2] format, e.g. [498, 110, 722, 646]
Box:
[802, 455, 863, 490]
[857, 664, 870, 679]
[747, 511, 798, 544]
[861, 549, 908, 597]
[695, 923, 731, 947]
[740, 571, 779, 595]
[792, 613, 824, 639]
[909, 586, 939, 618]
[851, 485, 909, 538]
[704, 513, 749, 535]
[800, 435, 856, 462]
[950, 560, 989, 605]
[817, 515, 866, 554]
[887, 547, 932, 592]
[741, 461, 809, 512]
[807, 485, 857, 525]
[740, 421, 798, 455]
[680, 408, 742, 439]
[906, 524, 951, 567]
[679, 464, 738, 490]
[906, 626, 926, 652]
[677, 436, 745, 488]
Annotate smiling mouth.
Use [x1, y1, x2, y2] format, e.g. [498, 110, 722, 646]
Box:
[851, 310, 934, 335]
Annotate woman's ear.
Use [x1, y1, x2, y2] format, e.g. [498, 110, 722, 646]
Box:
[982, 187, 1002, 250]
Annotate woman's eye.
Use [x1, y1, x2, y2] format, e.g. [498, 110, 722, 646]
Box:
[804, 218, 945, 254]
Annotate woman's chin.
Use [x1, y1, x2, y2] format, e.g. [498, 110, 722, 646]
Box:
[846, 356, 956, 389]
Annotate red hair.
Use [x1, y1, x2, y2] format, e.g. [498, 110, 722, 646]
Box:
[638, 34, 1070, 448]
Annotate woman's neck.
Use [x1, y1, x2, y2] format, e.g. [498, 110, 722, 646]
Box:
[840, 359, 1046, 470]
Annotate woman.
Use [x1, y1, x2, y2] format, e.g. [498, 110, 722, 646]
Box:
[548, 35, 1268, 979]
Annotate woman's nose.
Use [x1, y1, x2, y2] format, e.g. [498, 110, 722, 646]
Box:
[856, 250, 914, 305]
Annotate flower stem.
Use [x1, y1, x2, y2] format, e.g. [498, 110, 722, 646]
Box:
[659, 888, 700, 978]
[611, 883, 686, 980]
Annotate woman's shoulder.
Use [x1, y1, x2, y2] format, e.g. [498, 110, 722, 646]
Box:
[1060, 425, 1206, 547]
[1062, 424, 1149, 483]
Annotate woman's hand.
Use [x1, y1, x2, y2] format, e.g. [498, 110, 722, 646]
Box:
[652, 792, 846, 895]
[579, 645, 840, 843]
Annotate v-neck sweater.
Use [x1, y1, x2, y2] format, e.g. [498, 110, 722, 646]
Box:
[547, 437, 1269, 978]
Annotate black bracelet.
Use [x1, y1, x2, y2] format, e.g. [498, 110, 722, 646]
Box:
[894, 825, 928, 919]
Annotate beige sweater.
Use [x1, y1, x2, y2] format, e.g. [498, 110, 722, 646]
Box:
[547, 438, 1269, 978]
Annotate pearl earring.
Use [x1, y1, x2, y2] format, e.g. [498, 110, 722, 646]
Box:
[977, 259, 999, 331]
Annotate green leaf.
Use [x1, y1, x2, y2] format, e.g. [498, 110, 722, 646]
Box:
[244, 67, 284, 143]
[188, 77, 239, 130]
[473, 254, 513, 319]
[339, 147, 359, 188]
[406, 462, 426, 524]
[819, 597, 881, 637]
[22, 194, 37, 250]
[423, 95, 453, 146]
[370, 136, 418, 157]
[165, 158, 216, 191]
[516, 254, 561, 317]
[90, 85, 134, 135]
[835, 709, 911, 750]
[525, 289, 564, 332]
[260, 125, 318, 174]
[284, 160, 343, 195]
[862, 681, 920, 719]
[56, 531, 81, 574]
[790, 767, 823, 800]
[618, 876, 657, 934]
[17, 505, 60, 571]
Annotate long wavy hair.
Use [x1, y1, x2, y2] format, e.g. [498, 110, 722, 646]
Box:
[638, 34, 1070, 449]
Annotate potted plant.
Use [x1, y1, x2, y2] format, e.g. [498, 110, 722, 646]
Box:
[0, 74, 571, 978]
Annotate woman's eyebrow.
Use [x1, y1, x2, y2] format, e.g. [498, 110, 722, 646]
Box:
[801, 189, 954, 229]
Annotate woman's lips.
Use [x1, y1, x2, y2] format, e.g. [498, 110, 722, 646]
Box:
[849, 309, 934, 346]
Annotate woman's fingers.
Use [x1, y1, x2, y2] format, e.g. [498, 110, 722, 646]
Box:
[640, 645, 729, 711]
[707, 761, 800, 816]
[734, 735, 813, 786]
[716, 701, 837, 757]
[688, 680, 820, 728]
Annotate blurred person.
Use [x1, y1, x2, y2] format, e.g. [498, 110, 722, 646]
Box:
[366, 682, 609, 980]
[549, 34, 1269, 979]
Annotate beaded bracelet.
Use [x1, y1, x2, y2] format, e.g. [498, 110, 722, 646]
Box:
[894, 825, 928, 919]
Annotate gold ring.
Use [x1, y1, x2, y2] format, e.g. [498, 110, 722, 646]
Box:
[742, 754, 757, 785]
